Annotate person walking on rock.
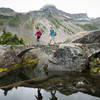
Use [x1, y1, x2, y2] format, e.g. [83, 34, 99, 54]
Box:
[35, 27, 42, 42]
[49, 26, 56, 45]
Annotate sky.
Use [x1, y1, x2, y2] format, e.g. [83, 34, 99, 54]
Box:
[0, 0, 100, 18]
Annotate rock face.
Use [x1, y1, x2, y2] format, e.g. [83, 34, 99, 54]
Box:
[47, 43, 100, 72]
[0, 45, 21, 68]
[71, 30, 100, 75]
[71, 13, 90, 21]
[73, 30, 100, 44]
[0, 45, 39, 77]
[0, 42, 100, 77]
[48, 43, 88, 72]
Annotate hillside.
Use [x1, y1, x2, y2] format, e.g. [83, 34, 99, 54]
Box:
[0, 5, 99, 45]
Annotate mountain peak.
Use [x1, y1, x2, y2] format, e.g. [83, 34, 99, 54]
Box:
[71, 13, 90, 21]
[40, 4, 57, 11]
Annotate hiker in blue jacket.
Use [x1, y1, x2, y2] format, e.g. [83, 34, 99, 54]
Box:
[49, 26, 56, 45]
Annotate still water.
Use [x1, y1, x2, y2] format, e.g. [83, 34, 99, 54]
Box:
[0, 68, 100, 100]
[0, 87, 100, 100]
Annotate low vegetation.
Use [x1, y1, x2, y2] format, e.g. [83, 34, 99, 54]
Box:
[8, 14, 21, 27]
[0, 15, 13, 26]
[0, 30, 24, 45]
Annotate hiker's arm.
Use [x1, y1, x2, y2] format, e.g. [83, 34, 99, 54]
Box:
[35, 31, 38, 36]
[55, 30, 56, 34]
[49, 30, 51, 36]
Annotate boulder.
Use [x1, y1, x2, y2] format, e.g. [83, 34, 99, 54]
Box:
[0, 45, 39, 77]
[73, 30, 100, 44]
[48, 43, 100, 72]
[48, 43, 88, 72]
[70, 30, 100, 75]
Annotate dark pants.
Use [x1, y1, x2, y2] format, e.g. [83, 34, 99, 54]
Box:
[37, 36, 40, 42]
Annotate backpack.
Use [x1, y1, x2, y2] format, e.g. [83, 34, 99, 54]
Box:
[54, 32, 56, 36]
[38, 31, 42, 35]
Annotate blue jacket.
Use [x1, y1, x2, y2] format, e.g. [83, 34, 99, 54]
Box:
[50, 29, 54, 37]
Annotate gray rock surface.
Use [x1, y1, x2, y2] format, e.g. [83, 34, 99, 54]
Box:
[0, 42, 100, 74]
[48, 43, 87, 72]
[0, 45, 37, 68]
[47, 43, 100, 72]
[73, 30, 100, 44]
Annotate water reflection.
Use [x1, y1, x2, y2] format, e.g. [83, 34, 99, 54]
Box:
[35, 88, 43, 100]
[3, 88, 12, 96]
[0, 69, 100, 99]
[0, 87, 100, 100]
[50, 90, 58, 100]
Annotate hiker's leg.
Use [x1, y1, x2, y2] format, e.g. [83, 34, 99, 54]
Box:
[37, 36, 40, 42]
[54, 39, 56, 44]
[39, 36, 41, 42]
[53, 37, 56, 44]
[49, 37, 52, 44]
[50, 39, 52, 43]
[51, 37, 54, 44]
[37, 37, 39, 42]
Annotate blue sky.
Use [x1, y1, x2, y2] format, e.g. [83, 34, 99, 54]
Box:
[0, 0, 100, 18]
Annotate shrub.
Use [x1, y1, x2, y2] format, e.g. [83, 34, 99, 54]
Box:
[0, 29, 24, 45]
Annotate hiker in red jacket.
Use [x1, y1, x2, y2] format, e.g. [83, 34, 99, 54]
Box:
[35, 27, 42, 42]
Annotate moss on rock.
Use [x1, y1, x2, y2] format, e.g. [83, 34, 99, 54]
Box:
[89, 57, 100, 75]
[0, 57, 39, 74]
[0, 68, 8, 73]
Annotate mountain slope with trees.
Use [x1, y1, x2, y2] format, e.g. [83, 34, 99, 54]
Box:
[0, 5, 99, 44]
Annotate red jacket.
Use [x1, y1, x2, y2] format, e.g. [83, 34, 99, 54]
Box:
[35, 29, 41, 37]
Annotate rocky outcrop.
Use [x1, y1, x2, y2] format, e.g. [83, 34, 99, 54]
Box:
[47, 43, 100, 72]
[0, 45, 39, 77]
[48, 43, 87, 72]
[71, 13, 90, 21]
[0, 42, 100, 77]
[71, 30, 100, 75]
[73, 30, 100, 44]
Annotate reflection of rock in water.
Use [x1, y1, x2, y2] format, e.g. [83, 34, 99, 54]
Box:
[0, 71, 100, 98]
